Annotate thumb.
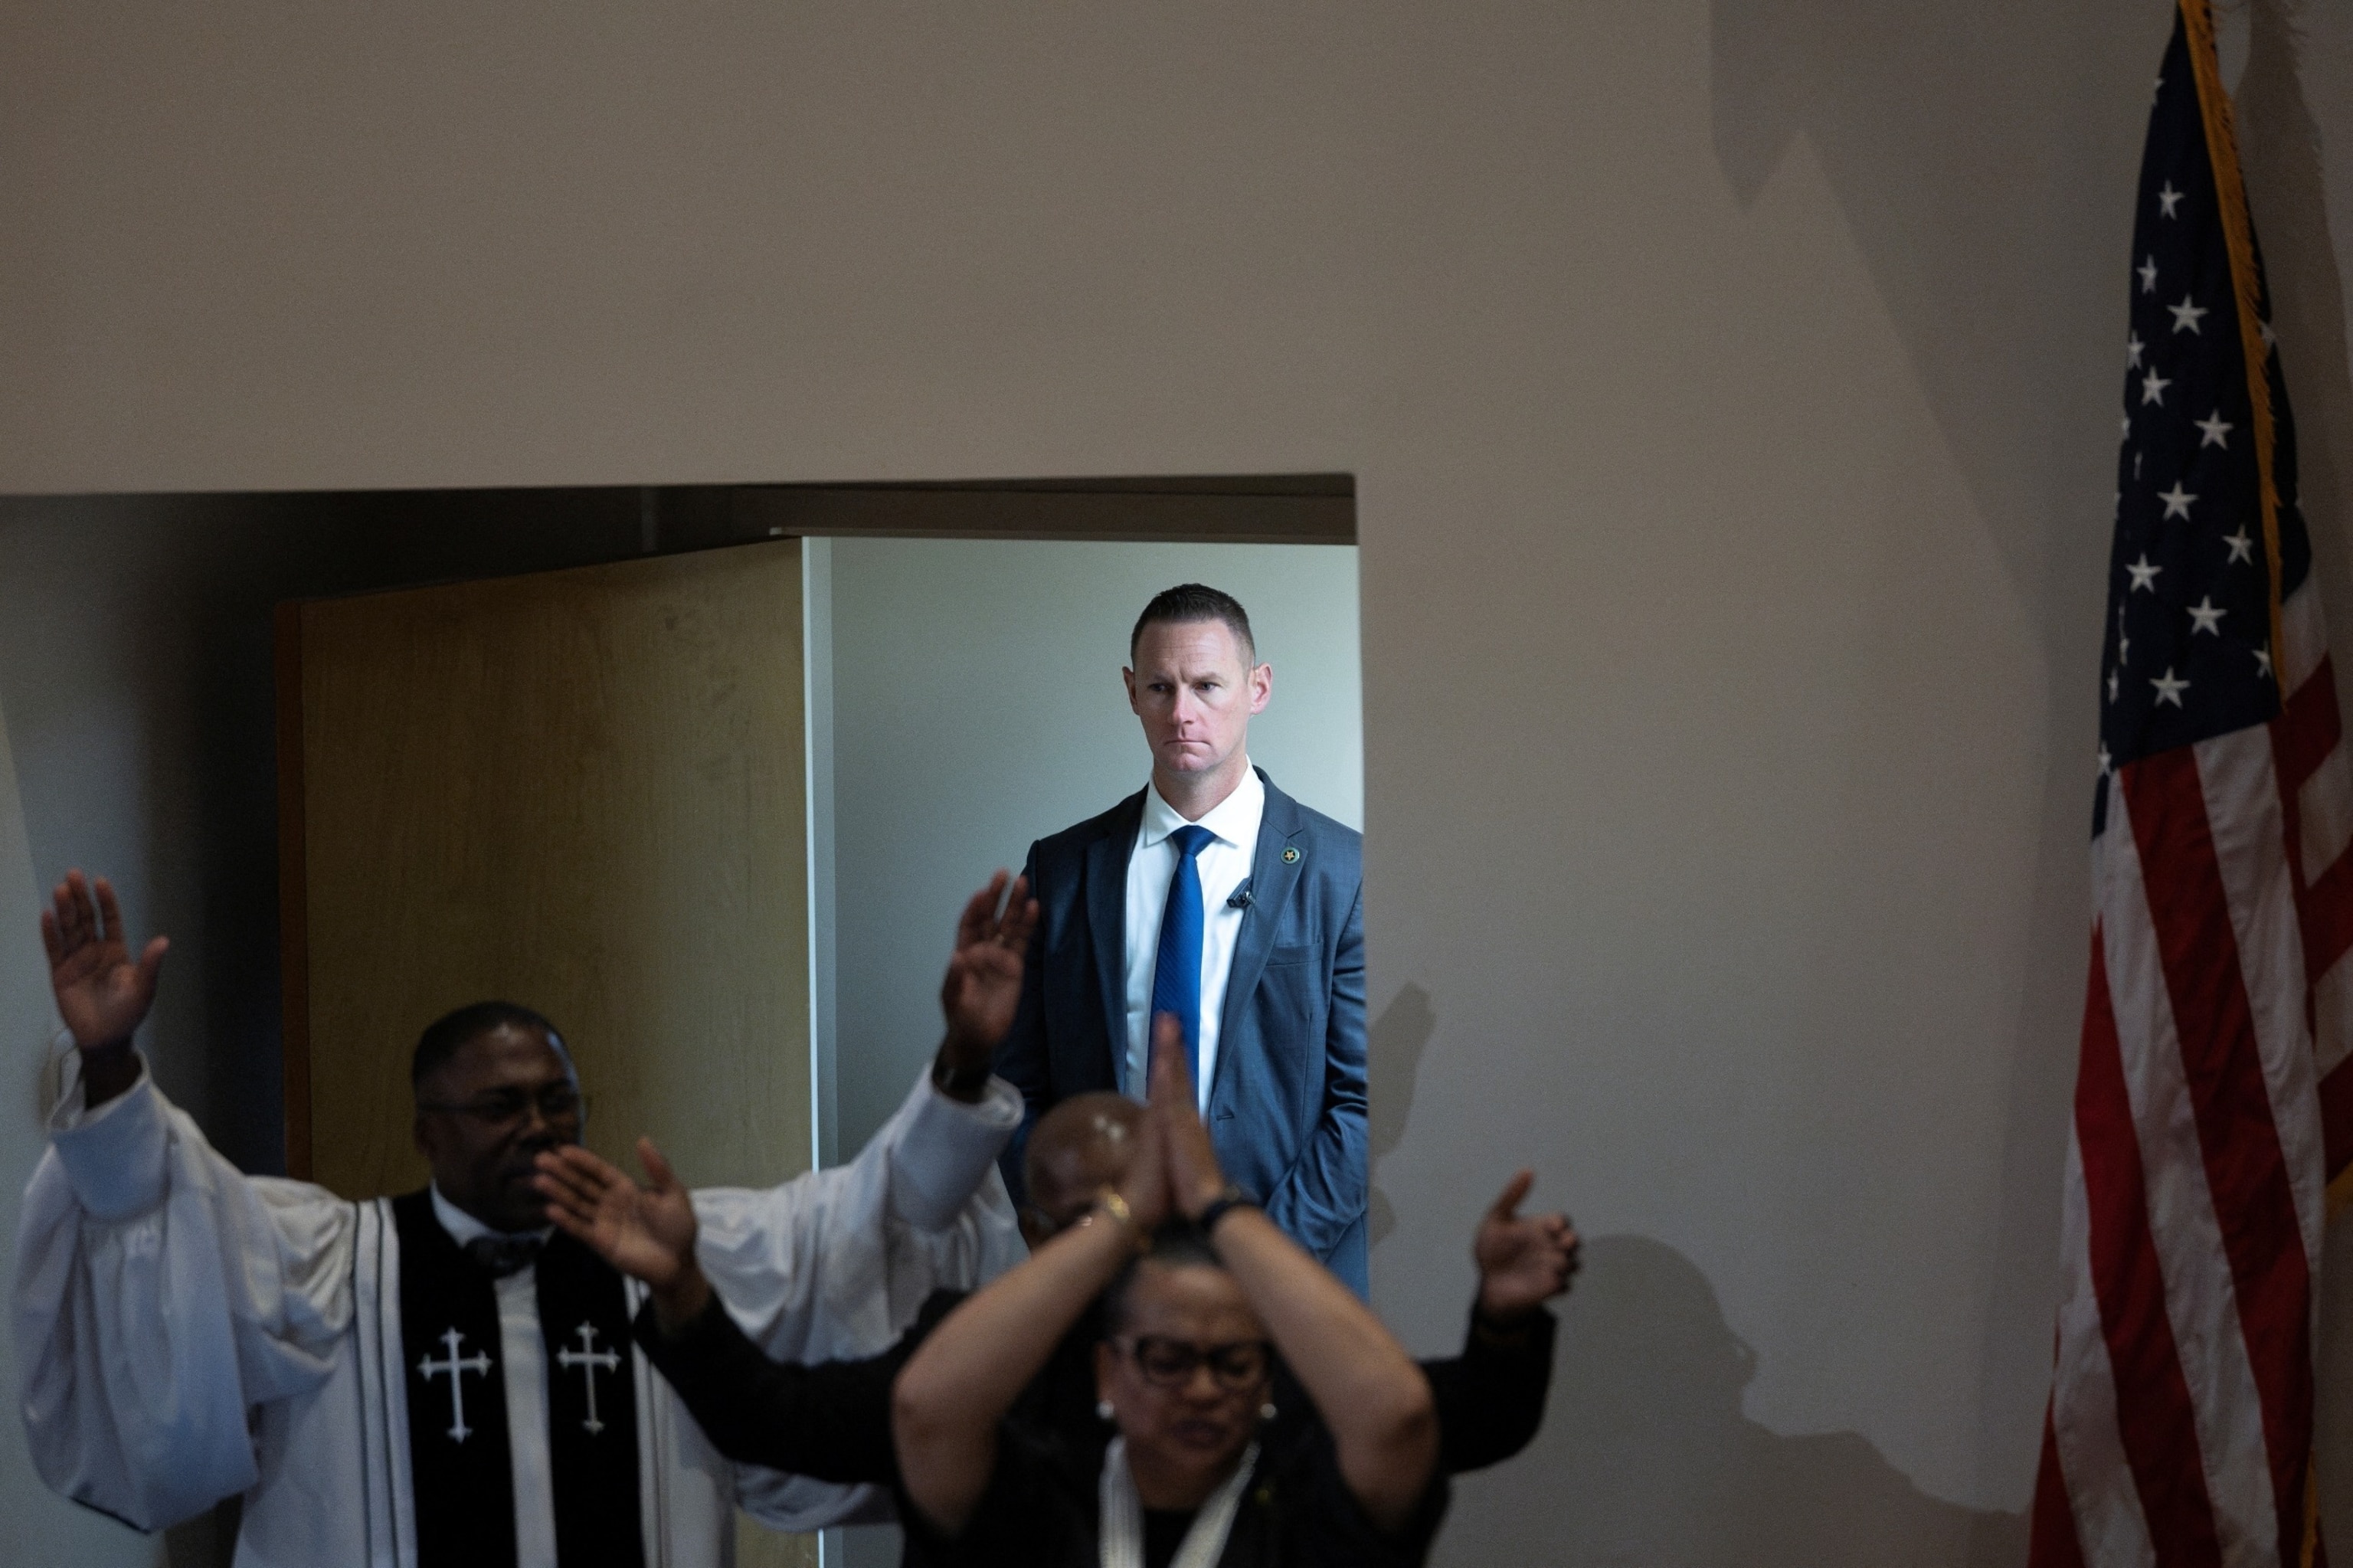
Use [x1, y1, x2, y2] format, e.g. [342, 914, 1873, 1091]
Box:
[1487, 1170, 1535, 1224]
[637, 1138, 681, 1193]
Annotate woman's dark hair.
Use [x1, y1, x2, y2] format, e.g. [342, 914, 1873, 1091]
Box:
[1102, 1220, 1226, 1336]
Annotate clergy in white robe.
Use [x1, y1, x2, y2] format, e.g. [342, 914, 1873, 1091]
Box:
[12, 866, 1040, 1568]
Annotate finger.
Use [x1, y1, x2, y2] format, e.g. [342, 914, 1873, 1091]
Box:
[532, 1152, 611, 1210]
[1487, 1170, 1535, 1223]
[954, 873, 1010, 951]
[94, 877, 129, 948]
[637, 1138, 682, 1193]
[57, 872, 93, 952]
[997, 877, 1038, 946]
[136, 936, 169, 999]
[1147, 1016, 1190, 1106]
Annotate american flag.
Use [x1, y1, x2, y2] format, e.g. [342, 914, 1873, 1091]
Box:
[2031, 5, 2353, 1566]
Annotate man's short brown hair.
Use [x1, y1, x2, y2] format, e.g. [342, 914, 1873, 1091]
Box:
[1130, 584, 1255, 664]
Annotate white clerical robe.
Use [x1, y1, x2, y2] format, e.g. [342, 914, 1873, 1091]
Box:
[13, 1059, 1028, 1567]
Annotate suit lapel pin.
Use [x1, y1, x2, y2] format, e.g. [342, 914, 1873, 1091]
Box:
[1281, 846, 1301, 864]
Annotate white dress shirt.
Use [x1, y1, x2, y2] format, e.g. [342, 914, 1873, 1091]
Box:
[431, 1186, 559, 1568]
[1123, 763, 1265, 1108]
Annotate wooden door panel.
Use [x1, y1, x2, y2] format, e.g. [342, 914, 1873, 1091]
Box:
[284, 541, 811, 1201]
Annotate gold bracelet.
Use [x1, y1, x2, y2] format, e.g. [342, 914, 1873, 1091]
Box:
[1097, 1190, 1134, 1231]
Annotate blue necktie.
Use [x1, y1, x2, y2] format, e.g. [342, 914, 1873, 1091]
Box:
[1149, 825, 1215, 1092]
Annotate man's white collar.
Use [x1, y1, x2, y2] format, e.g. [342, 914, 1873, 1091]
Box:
[430, 1183, 553, 1246]
[1141, 762, 1264, 850]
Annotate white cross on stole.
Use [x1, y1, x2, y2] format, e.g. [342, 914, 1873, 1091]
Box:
[417, 1327, 495, 1442]
[556, 1321, 623, 1435]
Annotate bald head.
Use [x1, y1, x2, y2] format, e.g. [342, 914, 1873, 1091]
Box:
[1023, 1092, 1145, 1239]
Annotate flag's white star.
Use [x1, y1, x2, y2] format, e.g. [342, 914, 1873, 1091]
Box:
[2157, 182, 2184, 218]
[2127, 555, 2162, 591]
[2119, 633, 2131, 662]
[2254, 645, 2274, 679]
[2223, 528, 2255, 564]
[2142, 368, 2171, 405]
[2154, 74, 2165, 104]
[2169, 295, 2209, 334]
[2109, 669, 2121, 702]
[2099, 741, 2113, 775]
[2135, 452, 2145, 481]
[2139, 256, 2160, 293]
[2158, 482, 2197, 520]
[2121, 413, 2133, 440]
[2195, 410, 2232, 448]
[2260, 319, 2276, 351]
[2152, 668, 2191, 706]
[2187, 597, 2226, 634]
[2127, 332, 2145, 368]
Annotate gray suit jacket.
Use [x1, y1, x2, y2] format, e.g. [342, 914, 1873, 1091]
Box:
[992, 770, 1370, 1292]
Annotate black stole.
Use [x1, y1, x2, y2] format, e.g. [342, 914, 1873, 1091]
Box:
[391, 1190, 646, 1568]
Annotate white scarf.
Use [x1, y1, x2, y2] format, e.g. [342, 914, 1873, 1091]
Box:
[1098, 1435, 1262, 1568]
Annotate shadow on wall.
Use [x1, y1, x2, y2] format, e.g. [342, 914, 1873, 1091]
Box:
[1709, 0, 2153, 1503]
[1367, 982, 1438, 1247]
[1435, 1236, 2025, 1568]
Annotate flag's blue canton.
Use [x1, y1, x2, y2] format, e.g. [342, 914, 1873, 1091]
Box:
[2095, 21, 2310, 839]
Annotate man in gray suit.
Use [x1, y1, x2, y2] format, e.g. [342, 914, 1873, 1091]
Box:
[992, 584, 1371, 1291]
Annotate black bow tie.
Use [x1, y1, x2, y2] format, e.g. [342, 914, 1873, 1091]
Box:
[464, 1233, 546, 1278]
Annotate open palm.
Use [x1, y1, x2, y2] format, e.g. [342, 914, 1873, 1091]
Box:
[41, 871, 168, 1050]
[535, 1139, 699, 1290]
[939, 872, 1038, 1057]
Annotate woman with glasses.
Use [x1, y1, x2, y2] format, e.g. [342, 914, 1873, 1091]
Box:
[890, 1023, 1445, 1567]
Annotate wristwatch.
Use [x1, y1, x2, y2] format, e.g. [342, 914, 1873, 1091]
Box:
[1196, 1184, 1258, 1237]
[931, 1053, 992, 1099]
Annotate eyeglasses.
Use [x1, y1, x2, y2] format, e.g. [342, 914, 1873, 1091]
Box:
[1114, 1335, 1272, 1391]
[417, 1084, 587, 1131]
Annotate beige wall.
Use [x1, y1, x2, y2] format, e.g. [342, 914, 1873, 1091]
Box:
[5, 2, 2353, 1563]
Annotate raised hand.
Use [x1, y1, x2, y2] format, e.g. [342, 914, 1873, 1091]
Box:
[534, 1138, 705, 1320]
[1148, 1016, 1229, 1220]
[936, 872, 1039, 1076]
[1471, 1170, 1579, 1322]
[41, 870, 168, 1053]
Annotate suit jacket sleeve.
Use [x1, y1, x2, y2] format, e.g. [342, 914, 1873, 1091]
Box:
[1421, 1303, 1559, 1474]
[1258, 878, 1369, 1260]
[633, 1287, 962, 1486]
[990, 840, 1052, 1207]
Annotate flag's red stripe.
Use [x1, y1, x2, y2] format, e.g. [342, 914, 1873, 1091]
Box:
[2299, 852, 2353, 981]
[2275, 660, 2341, 797]
[2123, 749, 2315, 1556]
[2319, 1059, 2353, 1183]
[2030, 1396, 2090, 1568]
[2077, 921, 2225, 1567]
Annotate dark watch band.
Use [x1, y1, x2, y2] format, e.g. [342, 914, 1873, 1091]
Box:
[931, 1056, 992, 1098]
[1197, 1187, 1258, 1237]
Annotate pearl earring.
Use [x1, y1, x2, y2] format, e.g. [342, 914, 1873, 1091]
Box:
[1260, 1402, 1278, 1422]
[1097, 1399, 1115, 1422]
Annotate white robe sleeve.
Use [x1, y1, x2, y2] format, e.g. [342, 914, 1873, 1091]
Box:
[12, 1060, 356, 1532]
[687, 1069, 1029, 1531]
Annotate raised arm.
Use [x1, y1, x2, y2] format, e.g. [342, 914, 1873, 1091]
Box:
[20, 871, 349, 1532]
[1422, 1170, 1578, 1473]
[1154, 1027, 1435, 1531]
[892, 1103, 1170, 1534]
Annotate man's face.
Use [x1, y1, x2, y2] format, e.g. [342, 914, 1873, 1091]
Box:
[412, 1023, 582, 1232]
[1123, 620, 1271, 784]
